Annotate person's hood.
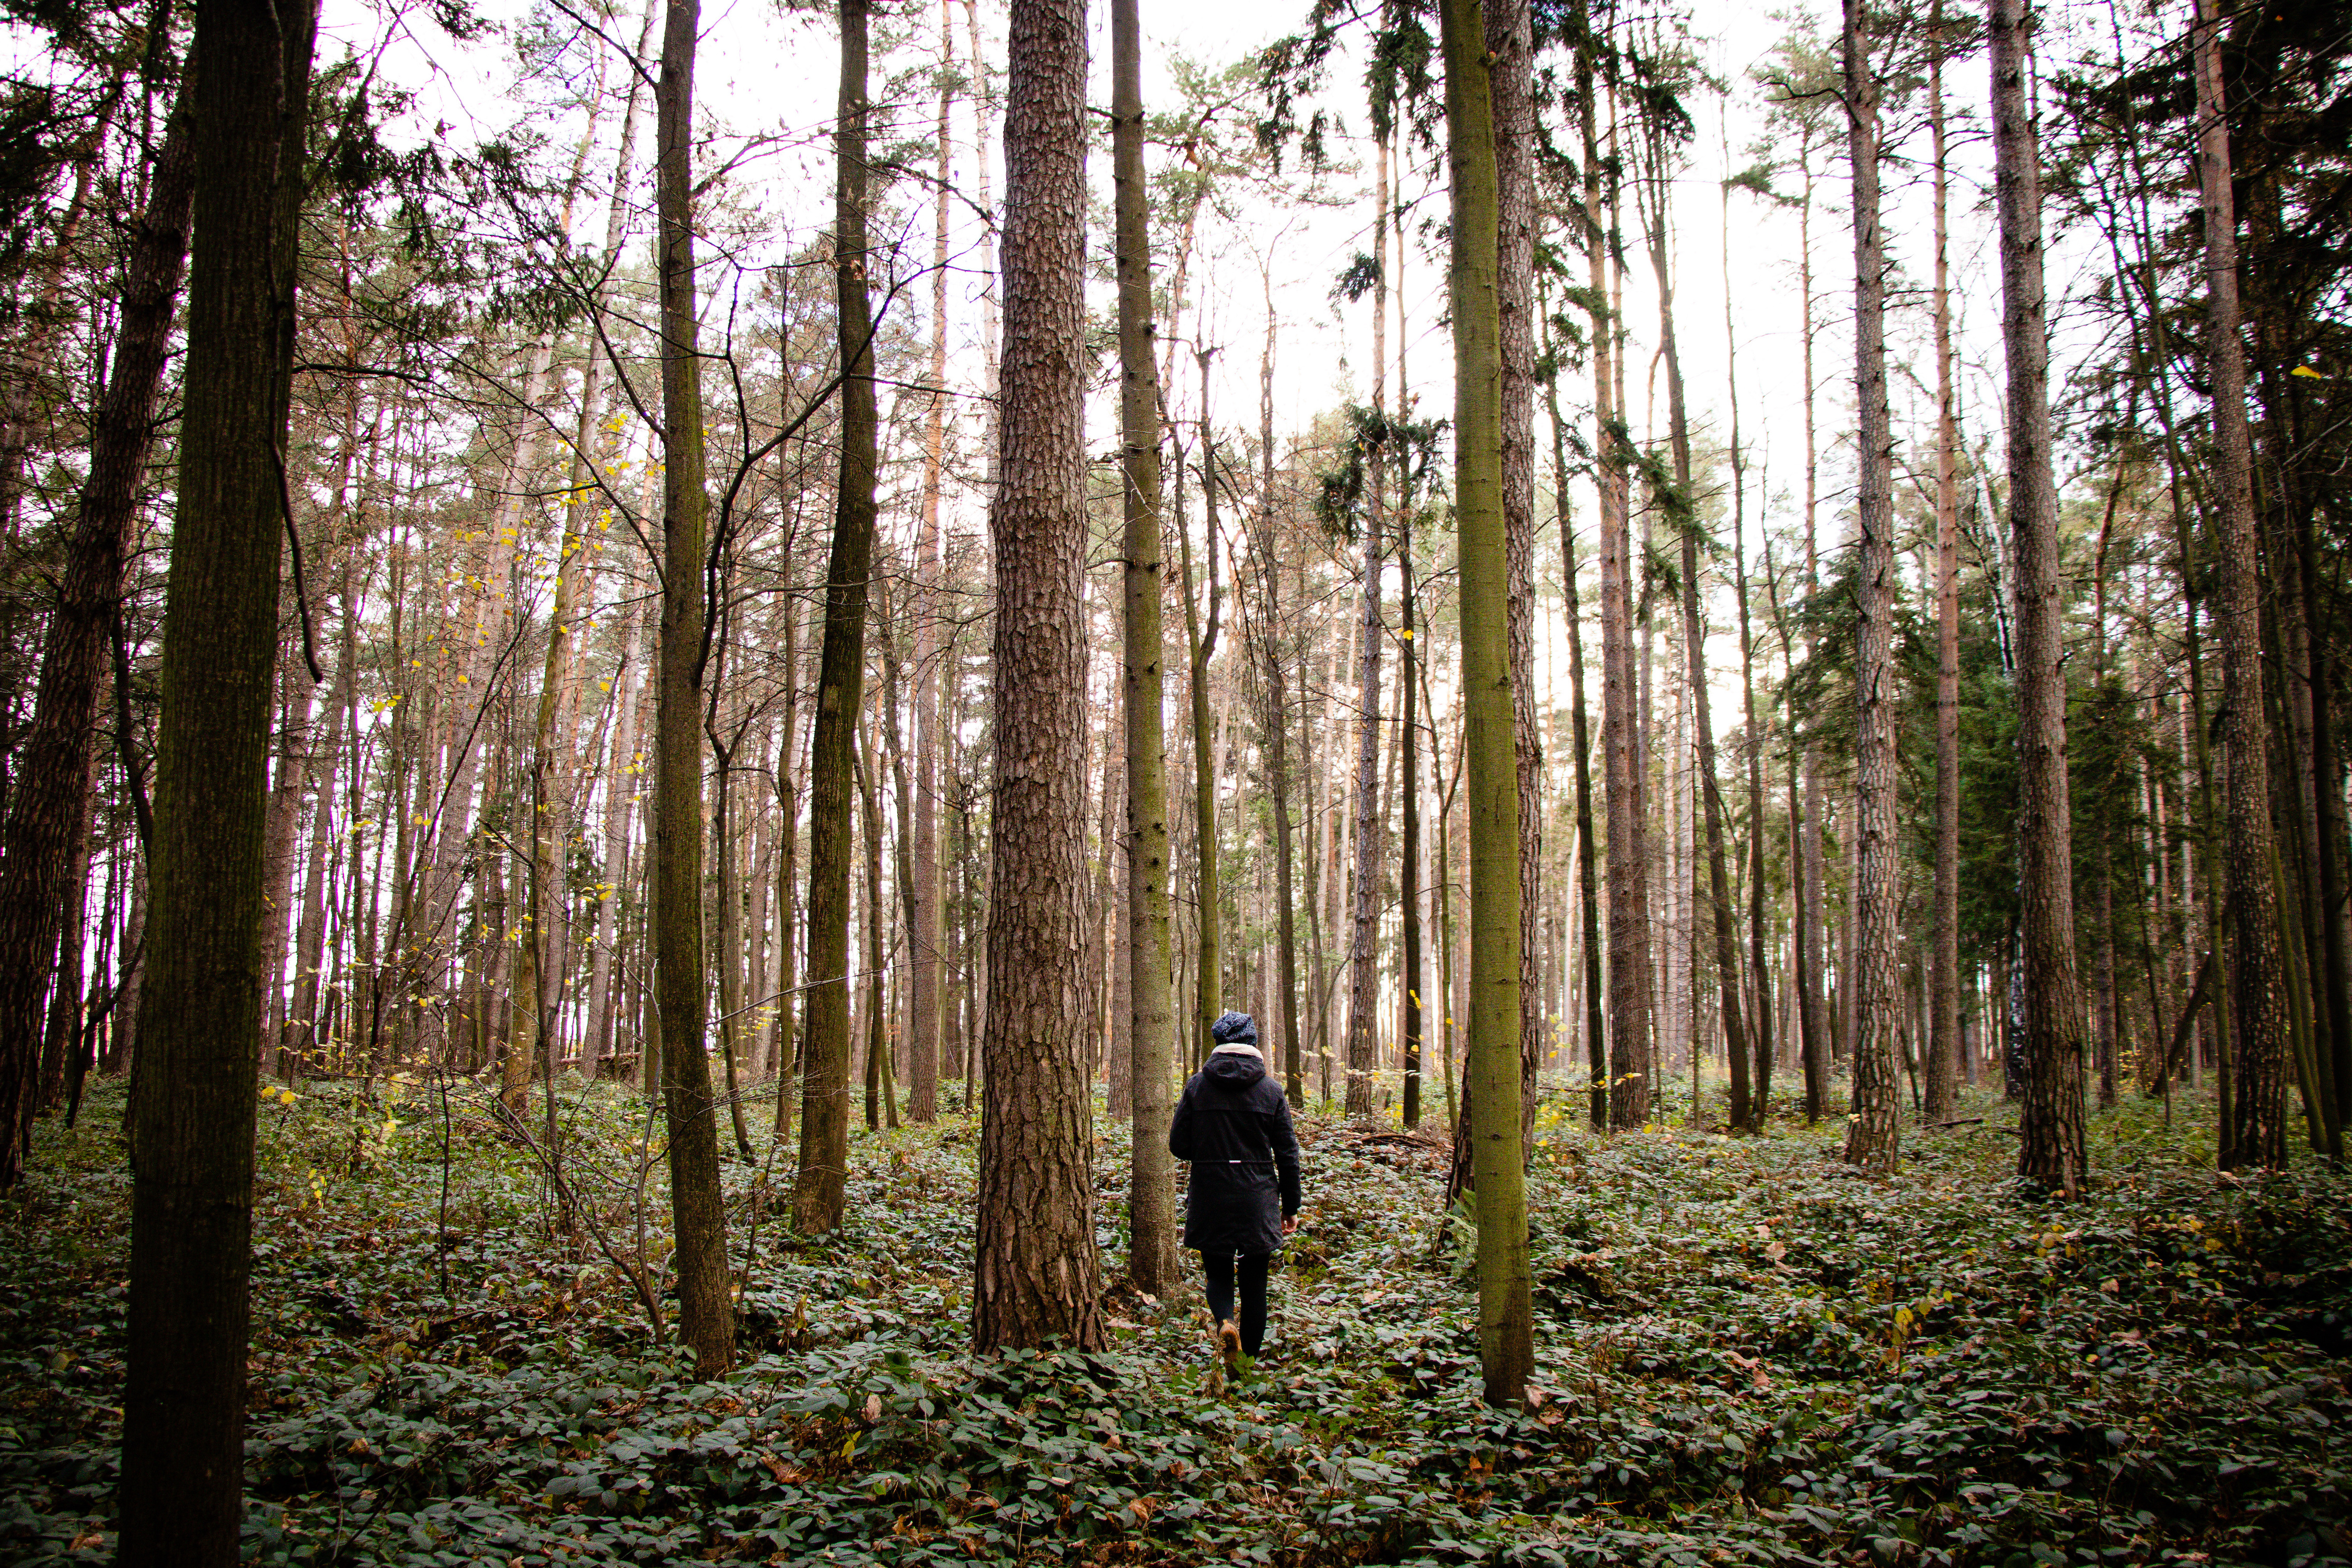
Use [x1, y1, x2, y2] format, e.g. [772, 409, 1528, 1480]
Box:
[1205, 1043, 1267, 1089]
[1210, 1010, 1258, 1046]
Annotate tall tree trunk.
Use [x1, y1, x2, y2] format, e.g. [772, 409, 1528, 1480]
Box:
[512, 5, 656, 1109]
[1488, 0, 1542, 1151]
[769, 597, 803, 1124]
[1580, 10, 1650, 1130]
[1179, 345, 1223, 1067]
[1441, 0, 1534, 1409]
[0, 92, 192, 1182]
[1839, 0, 1901, 1172]
[791, 0, 881, 1232]
[1927, 5, 1962, 1129]
[858, 714, 891, 1129]
[1548, 374, 1607, 1133]
[906, 0, 955, 1125]
[1401, 491, 1425, 1127]
[1345, 447, 1383, 1115]
[1111, 0, 1178, 1295]
[589, 595, 647, 1071]
[1794, 137, 1829, 1123]
[117, 1, 293, 1555]
[1991, 0, 2087, 1191]
[286, 564, 356, 1069]
[2194, 0, 2288, 1169]
[410, 337, 552, 1064]
[973, 0, 1104, 1352]
[651, 0, 733, 1374]
[2304, 521, 2351, 1140]
[1246, 466, 1307, 1108]
[1720, 144, 1772, 1132]
[710, 706, 756, 1159]
[1644, 118, 1745, 1132]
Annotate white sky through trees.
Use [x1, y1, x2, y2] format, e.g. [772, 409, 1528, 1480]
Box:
[321, 0, 2136, 723]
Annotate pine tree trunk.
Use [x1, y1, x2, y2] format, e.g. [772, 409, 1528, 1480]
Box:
[902, 0, 953, 1126]
[2195, 0, 2287, 1166]
[1839, 0, 1903, 1172]
[973, 0, 1105, 1352]
[1794, 141, 1829, 1123]
[287, 566, 356, 1070]
[1345, 445, 1383, 1116]
[1582, 16, 1650, 1128]
[1443, 0, 1534, 1408]
[514, 25, 655, 1106]
[1485, 0, 1543, 1152]
[412, 336, 551, 1063]
[117, 1, 293, 1554]
[651, 0, 733, 1373]
[0, 92, 191, 1182]
[1927, 7, 1963, 1129]
[1993, 0, 2087, 1192]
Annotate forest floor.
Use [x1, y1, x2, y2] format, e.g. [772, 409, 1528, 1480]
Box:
[3, 1073, 2347, 1568]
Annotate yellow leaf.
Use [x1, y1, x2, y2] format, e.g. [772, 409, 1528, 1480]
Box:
[2291, 364, 2324, 378]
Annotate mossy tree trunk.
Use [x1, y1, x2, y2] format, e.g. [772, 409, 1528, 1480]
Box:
[1440, 0, 1534, 1409]
[652, 0, 734, 1373]
[792, 0, 881, 1231]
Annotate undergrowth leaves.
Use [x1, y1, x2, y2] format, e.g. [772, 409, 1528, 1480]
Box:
[1, 1079, 2345, 1566]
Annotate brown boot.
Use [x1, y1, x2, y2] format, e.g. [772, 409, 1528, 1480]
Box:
[1218, 1320, 1243, 1379]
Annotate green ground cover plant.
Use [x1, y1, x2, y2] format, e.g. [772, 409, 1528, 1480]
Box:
[3, 1079, 2345, 1566]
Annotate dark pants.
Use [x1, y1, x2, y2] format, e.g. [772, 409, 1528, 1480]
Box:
[1201, 1250, 1271, 1356]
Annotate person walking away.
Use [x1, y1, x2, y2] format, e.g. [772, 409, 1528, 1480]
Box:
[1169, 1011, 1301, 1370]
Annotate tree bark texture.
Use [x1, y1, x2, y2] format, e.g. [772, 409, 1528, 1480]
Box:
[1992, 0, 2088, 1192]
[1487, 0, 1543, 1151]
[906, 0, 954, 1125]
[2194, 0, 2289, 1169]
[1927, 8, 1962, 1129]
[1345, 447, 1382, 1117]
[1575, 14, 1649, 1131]
[0, 91, 191, 1184]
[974, 0, 1105, 1353]
[117, 3, 288, 1558]
[1839, 0, 1902, 1172]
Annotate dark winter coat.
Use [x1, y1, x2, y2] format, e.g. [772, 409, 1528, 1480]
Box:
[1168, 1018, 1301, 1256]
